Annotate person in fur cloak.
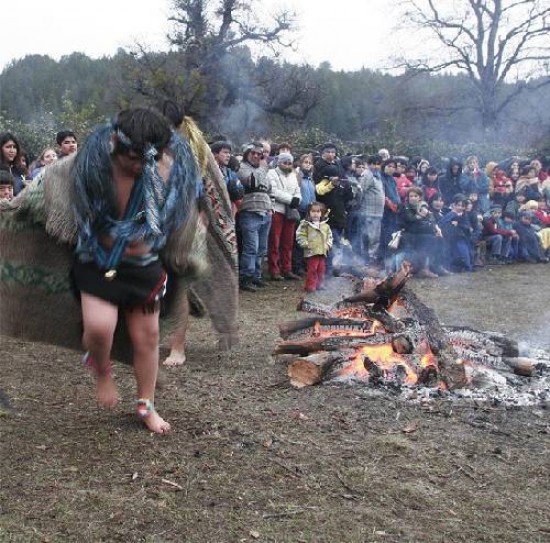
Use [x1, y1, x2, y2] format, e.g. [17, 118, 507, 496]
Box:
[0, 107, 239, 434]
[158, 100, 239, 366]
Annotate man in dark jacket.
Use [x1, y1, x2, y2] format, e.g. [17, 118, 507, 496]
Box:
[315, 164, 353, 275]
[439, 157, 468, 206]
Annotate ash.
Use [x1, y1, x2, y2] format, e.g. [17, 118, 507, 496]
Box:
[333, 330, 550, 408]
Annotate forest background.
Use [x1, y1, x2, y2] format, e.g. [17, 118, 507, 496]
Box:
[1, 0, 550, 167]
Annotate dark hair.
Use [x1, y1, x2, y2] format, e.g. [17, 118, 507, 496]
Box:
[320, 142, 337, 153]
[428, 191, 444, 204]
[451, 193, 468, 204]
[382, 158, 397, 171]
[308, 201, 326, 215]
[158, 99, 185, 128]
[278, 141, 292, 152]
[426, 166, 439, 176]
[113, 108, 172, 155]
[366, 154, 382, 166]
[502, 210, 515, 220]
[210, 141, 232, 154]
[56, 130, 77, 146]
[0, 132, 22, 166]
[227, 155, 240, 173]
[0, 167, 14, 185]
[407, 186, 423, 197]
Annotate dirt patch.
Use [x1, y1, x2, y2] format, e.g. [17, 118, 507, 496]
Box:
[1, 263, 550, 542]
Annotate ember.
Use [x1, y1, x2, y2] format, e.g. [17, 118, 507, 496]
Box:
[275, 265, 550, 407]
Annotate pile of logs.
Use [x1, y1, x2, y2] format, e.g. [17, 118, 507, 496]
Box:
[275, 264, 537, 389]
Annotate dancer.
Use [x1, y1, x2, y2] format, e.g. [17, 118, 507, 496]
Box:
[71, 107, 200, 433]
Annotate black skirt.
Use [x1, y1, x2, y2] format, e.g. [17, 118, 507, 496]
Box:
[71, 258, 167, 312]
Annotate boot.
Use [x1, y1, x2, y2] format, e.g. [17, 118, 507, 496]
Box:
[239, 277, 258, 292]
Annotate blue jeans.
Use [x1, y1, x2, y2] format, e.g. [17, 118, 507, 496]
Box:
[238, 211, 272, 279]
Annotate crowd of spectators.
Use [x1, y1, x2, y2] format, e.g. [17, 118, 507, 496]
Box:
[2, 124, 549, 293]
[219, 141, 550, 291]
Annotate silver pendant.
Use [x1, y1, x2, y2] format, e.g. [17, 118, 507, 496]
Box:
[104, 269, 117, 280]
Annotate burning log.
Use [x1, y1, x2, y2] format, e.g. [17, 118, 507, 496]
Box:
[502, 357, 536, 377]
[339, 261, 412, 309]
[287, 352, 353, 388]
[274, 333, 395, 356]
[279, 317, 377, 340]
[396, 288, 468, 390]
[280, 265, 468, 390]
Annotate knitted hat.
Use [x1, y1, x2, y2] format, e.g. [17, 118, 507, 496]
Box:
[277, 152, 294, 164]
[489, 204, 503, 212]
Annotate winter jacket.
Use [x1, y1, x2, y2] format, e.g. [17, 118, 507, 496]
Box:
[267, 167, 301, 215]
[237, 161, 272, 213]
[297, 168, 316, 214]
[438, 158, 468, 204]
[296, 219, 333, 257]
[315, 178, 353, 229]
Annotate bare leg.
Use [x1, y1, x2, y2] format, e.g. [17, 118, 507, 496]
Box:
[80, 293, 119, 408]
[125, 307, 171, 434]
[162, 293, 189, 366]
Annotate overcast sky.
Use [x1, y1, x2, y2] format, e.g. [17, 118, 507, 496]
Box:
[0, 0, 403, 72]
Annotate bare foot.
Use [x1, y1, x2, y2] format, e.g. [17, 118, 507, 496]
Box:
[162, 349, 186, 366]
[96, 374, 119, 409]
[141, 410, 171, 434]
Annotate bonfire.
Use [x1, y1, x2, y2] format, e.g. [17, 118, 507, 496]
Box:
[274, 264, 550, 407]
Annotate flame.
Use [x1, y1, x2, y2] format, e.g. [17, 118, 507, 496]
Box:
[335, 343, 419, 385]
[360, 344, 418, 385]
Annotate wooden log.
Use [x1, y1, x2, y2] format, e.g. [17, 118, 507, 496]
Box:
[274, 334, 395, 356]
[445, 326, 520, 358]
[279, 317, 376, 339]
[502, 357, 536, 377]
[296, 298, 333, 316]
[338, 262, 412, 309]
[397, 288, 468, 390]
[287, 352, 350, 388]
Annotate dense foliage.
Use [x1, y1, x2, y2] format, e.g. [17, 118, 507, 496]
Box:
[1, 50, 549, 164]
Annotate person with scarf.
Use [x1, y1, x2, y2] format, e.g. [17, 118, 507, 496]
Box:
[71, 107, 200, 434]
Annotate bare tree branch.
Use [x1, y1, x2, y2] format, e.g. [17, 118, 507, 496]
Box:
[399, 0, 550, 136]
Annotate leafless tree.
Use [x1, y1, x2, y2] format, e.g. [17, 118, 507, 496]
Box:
[398, 0, 550, 138]
[124, 0, 320, 130]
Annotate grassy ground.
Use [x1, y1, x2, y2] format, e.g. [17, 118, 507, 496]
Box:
[1, 262, 550, 542]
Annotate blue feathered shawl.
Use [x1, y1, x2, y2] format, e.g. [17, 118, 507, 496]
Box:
[72, 124, 201, 269]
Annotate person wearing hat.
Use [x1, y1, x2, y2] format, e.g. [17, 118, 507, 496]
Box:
[482, 204, 517, 264]
[236, 142, 272, 291]
[266, 152, 301, 280]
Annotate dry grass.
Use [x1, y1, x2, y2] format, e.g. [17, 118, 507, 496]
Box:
[1, 264, 550, 542]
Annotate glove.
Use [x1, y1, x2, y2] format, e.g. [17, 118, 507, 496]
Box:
[289, 196, 300, 209]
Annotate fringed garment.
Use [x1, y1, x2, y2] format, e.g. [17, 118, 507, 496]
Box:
[0, 119, 239, 360]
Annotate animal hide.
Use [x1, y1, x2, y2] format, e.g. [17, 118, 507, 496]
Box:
[0, 129, 239, 361]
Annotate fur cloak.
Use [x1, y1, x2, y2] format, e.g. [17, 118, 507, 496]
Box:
[0, 123, 238, 362]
